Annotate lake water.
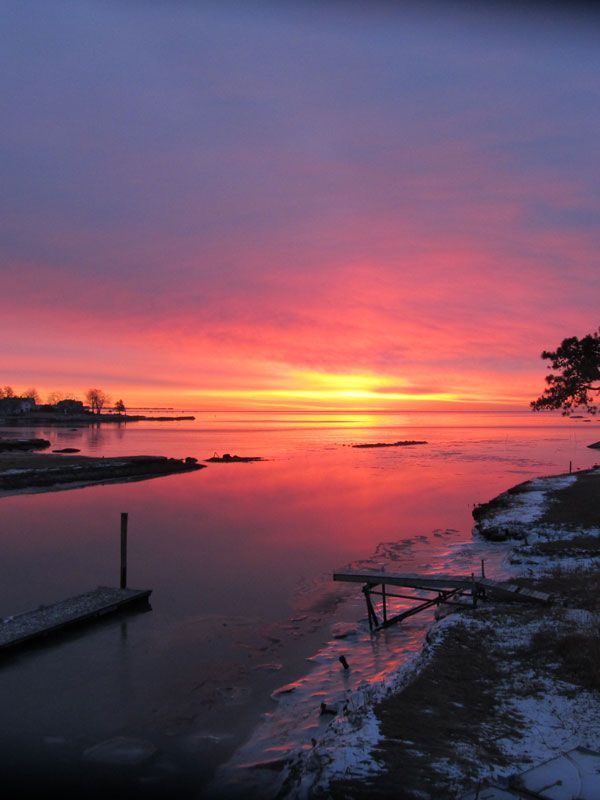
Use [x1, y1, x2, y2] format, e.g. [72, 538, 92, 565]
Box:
[0, 411, 598, 797]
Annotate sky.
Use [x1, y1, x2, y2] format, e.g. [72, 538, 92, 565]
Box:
[1, 1, 599, 410]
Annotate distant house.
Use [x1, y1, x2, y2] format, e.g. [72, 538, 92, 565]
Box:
[54, 399, 85, 415]
[0, 396, 36, 415]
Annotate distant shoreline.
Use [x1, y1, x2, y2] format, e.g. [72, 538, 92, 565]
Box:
[0, 412, 195, 426]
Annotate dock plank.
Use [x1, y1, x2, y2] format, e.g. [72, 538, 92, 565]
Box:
[334, 570, 475, 590]
[0, 586, 151, 650]
[334, 571, 552, 604]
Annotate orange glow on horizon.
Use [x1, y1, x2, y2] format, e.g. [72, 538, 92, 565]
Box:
[20, 368, 538, 413]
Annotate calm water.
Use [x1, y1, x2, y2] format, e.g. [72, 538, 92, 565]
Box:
[0, 411, 598, 796]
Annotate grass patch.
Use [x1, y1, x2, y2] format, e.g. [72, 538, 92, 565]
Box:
[523, 626, 600, 692]
[538, 471, 600, 530]
[518, 535, 600, 558]
[517, 569, 600, 612]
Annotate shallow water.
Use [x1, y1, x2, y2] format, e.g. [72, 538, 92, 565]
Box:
[0, 411, 598, 796]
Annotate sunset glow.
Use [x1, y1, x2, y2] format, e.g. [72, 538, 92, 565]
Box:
[2, 5, 600, 797]
[1, 2, 599, 410]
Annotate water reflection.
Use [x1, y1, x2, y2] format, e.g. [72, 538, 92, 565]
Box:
[0, 412, 598, 794]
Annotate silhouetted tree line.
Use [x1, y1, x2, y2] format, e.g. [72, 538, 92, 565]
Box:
[0, 386, 127, 415]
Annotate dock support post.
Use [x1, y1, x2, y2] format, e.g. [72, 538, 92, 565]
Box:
[363, 585, 379, 630]
[382, 583, 387, 625]
[120, 512, 128, 589]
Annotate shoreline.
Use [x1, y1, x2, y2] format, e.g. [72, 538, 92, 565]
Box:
[271, 466, 600, 799]
[0, 452, 204, 496]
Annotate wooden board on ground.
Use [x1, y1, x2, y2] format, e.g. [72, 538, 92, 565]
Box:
[0, 586, 151, 651]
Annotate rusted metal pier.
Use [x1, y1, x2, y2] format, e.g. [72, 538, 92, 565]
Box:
[333, 569, 552, 631]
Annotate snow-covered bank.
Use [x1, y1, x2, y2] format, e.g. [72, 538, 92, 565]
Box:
[472, 472, 578, 541]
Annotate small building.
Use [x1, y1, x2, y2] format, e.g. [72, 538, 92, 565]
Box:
[0, 397, 36, 415]
[54, 399, 85, 415]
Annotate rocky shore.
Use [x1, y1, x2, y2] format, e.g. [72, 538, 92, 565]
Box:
[0, 453, 204, 495]
[287, 467, 600, 799]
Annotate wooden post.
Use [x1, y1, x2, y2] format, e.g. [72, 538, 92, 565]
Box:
[382, 583, 387, 625]
[120, 512, 128, 589]
[569, 461, 572, 473]
[481, 559, 486, 578]
[363, 585, 379, 630]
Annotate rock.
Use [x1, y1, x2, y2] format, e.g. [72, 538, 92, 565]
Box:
[587, 441, 600, 449]
[52, 447, 81, 453]
[82, 736, 158, 766]
[206, 454, 264, 463]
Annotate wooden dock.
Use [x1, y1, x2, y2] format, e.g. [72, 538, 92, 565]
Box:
[0, 586, 151, 651]
[333, 569, 552, 630]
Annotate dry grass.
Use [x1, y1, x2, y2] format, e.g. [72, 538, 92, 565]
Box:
[519, 569, 600, 612]
[538, 470, 600, 530]
[524, 624, 600, 692]
[518, 535, 600, 558]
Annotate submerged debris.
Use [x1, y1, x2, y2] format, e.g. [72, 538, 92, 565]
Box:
[83, 736, 158, 766]
[205, 453, 264, 463]
[352, 440, 427, 449]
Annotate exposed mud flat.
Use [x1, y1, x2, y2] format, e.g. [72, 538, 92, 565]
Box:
[0, 437, 51, 452]
[0, 453, 203, 495]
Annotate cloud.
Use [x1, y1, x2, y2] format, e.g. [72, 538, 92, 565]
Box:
[0, 1, 598, 406]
